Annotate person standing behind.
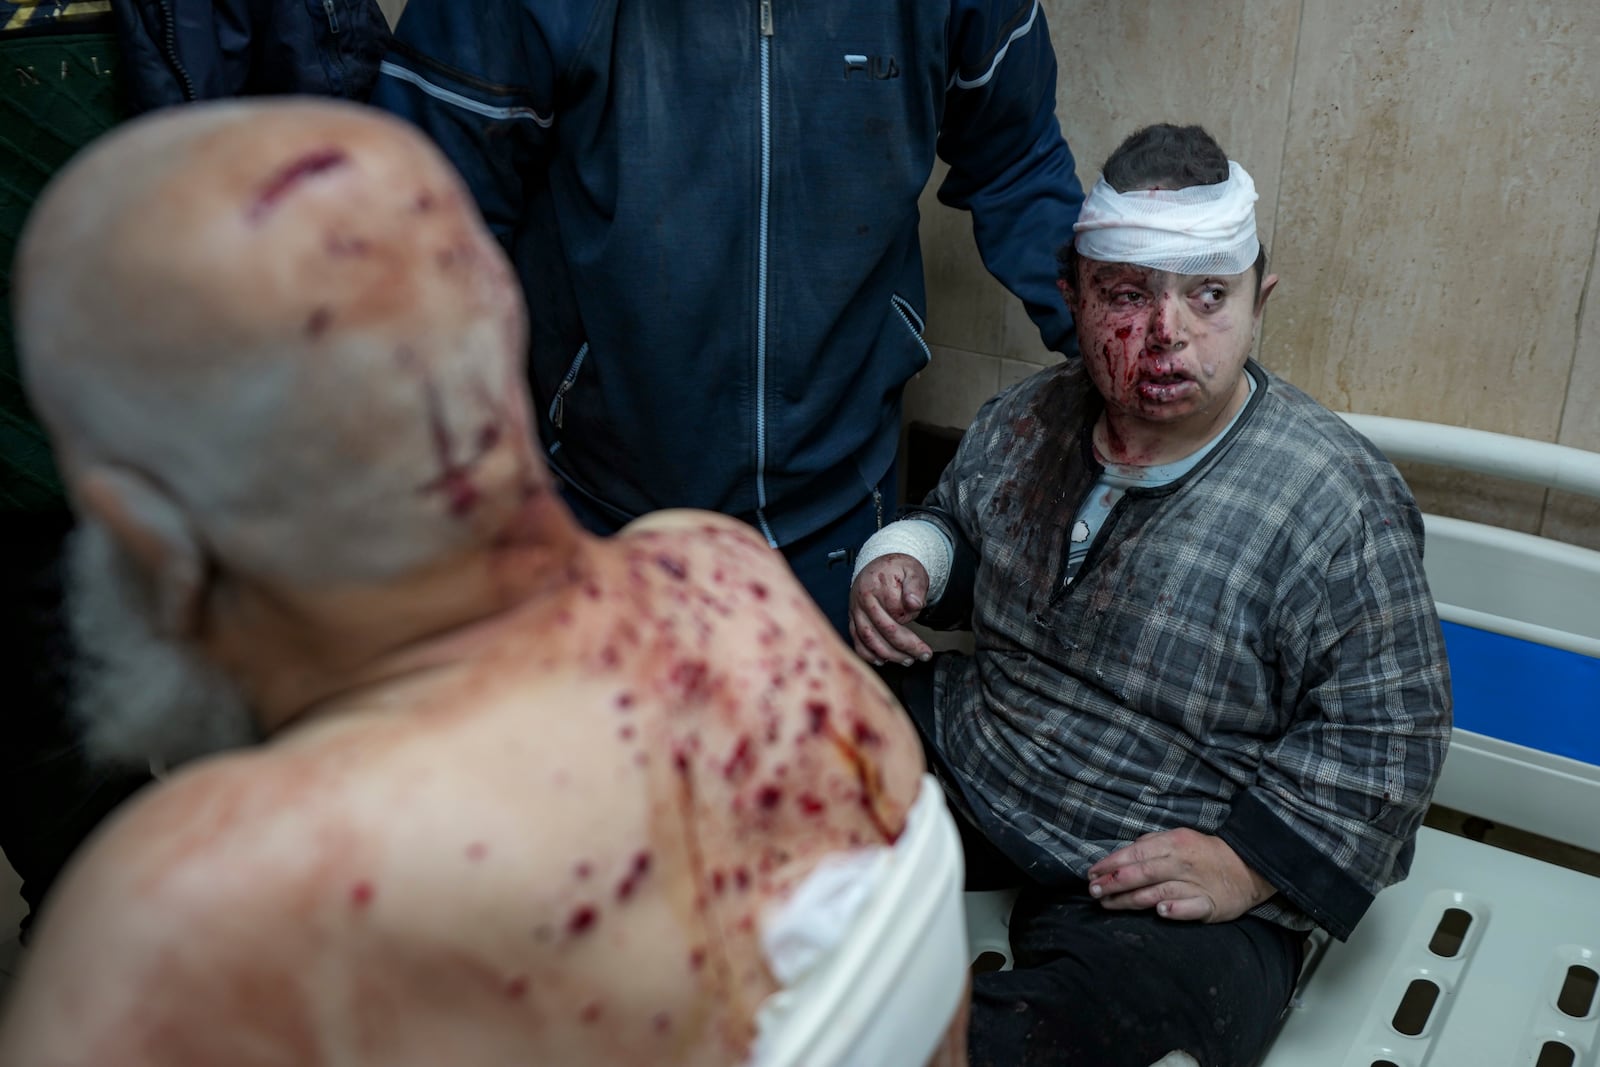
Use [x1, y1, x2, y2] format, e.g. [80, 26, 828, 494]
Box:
[370, 0, 1084, 635]
[849, 123, 1452, 1066]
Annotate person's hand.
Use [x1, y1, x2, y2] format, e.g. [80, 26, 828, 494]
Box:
[849, 553, 934, 667]
[1086, 828, 1276, 923]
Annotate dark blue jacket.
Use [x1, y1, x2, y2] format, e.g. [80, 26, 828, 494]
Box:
[115, 0, 390, 113]
[374, 0, 1082, 546]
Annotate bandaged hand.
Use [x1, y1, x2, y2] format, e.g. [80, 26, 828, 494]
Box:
[1086, 828, 1276, 923]
[849, 554, 933, 667]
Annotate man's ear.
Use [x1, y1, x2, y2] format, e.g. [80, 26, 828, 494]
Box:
[73, 465, 208, 640]
[1255, 273, 1280, 317]
[1057, 276, 1079, 310]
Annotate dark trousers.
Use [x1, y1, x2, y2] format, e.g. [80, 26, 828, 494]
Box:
[884, 661, 1305, 1067]
[0, 510, 152, 940]
[558, 467, 895, 642]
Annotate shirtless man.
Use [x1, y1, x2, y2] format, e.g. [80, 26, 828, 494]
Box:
[0, 99, 967, 1067]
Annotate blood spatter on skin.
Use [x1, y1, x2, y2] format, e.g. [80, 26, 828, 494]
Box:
[722, 737, 756, 782]
[600, 646, 621, 668]
[711, 870, 726, 895]
[749, 582, 769, 600]
[323, 233, 372, 257]
[349, 881, 375, 910]
[575, 862, 593, 880]
[851, 720, 883, 748]
[798, 793, 826, 816]
[305, 306, 333, 337]
[616, 851, 652, 901]
[414, 191, 437, 213]
[618, 724, 636, 742]
[688, 948, 706, 971]
[810, 707, 899, 843]
[504, 976, 528, 1000]
[733, 868, 751, 892]
[755, 785, 783, 811]
[580, 1001, 603, 1024]
[656, 555, 689, 580]
[567, 905, 599, 935]
[805, 701, 830, 735]
[248, 148, 347, 222]
[412, 366, 509, 519]
[653, 1012, 672, 1034]
[465, 842, 489, 862]
[671, 660, 713, 703]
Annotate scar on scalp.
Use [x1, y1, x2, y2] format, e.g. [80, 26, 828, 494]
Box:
[248, 148, 349, 223]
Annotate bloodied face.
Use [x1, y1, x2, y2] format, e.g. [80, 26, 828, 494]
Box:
[1064, 257, 1275, 438]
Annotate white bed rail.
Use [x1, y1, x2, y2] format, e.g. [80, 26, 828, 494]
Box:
[1338, 412, 1600, 501]
[1259, 415, 1600, 1067]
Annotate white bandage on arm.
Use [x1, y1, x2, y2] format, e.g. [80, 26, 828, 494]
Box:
[748, 778, 968, 1067]
[850, 519, 954, 606]
[1073, 159, 1260, 276]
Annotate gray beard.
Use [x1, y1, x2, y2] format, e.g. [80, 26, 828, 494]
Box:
[65, 521, 259, 770]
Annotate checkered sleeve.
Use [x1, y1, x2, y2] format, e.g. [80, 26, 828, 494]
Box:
[1219, 500, 1453, 940]
[902, 390, 1017, 628]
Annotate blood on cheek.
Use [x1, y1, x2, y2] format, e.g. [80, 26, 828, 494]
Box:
[1082, 295, 1145, 403]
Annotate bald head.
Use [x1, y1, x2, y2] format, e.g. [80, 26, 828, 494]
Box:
[15, 99, 562, 765]
[17, 98, 543, 592]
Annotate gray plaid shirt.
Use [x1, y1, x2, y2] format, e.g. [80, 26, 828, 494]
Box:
[912, 360, 1452, 938]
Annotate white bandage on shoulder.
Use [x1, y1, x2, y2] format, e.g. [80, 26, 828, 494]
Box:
[1073, 159, 1260, 276]
[747, 778, 968, 1067]
[851, 519, 954, 606]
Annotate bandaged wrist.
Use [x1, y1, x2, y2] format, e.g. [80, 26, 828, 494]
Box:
[851, 519, 953, 606]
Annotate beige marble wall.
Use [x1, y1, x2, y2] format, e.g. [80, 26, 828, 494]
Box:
[376, 0, 406, 29]
[912, 0, 1600, 550]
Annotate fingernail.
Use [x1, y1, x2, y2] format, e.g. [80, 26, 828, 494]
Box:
[1157, 902, 1169, 917]
[1088, 883, 1102, 899]
[906, 596, 922, 609]
[919, 652, 931, 662]
[872, 659, 884, 667]
[901, 658, 915, 667]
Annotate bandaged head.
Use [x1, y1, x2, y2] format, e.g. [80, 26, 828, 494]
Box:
[1073, 160, 1260, 276]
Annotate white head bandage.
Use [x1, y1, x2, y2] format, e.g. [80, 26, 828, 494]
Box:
[1073, 160, 1260, 275]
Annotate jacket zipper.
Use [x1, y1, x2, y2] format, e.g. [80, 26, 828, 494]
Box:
[891, 294, 932, 366]
[322, 0, 342, 34]
[752, 1, 777, 545]
[157, 0, 197, 101]
[549, 343, 590, 430]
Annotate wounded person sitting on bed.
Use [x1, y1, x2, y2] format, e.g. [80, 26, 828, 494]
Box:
[0, 99, 970, 1067]
[849, 123, 1454, 1067]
